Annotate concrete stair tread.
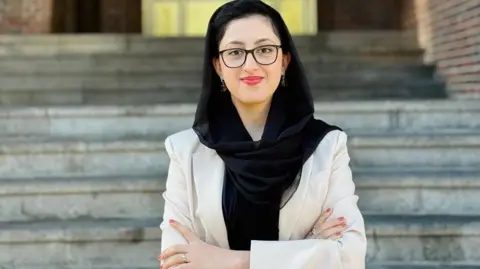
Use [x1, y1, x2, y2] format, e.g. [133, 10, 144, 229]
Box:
[364, 214, 480, 236]
[0, 214, 477, 242]
[0, 100, 477, 116]
[0, 131, 475, 177]
[0, 33, 422, 56]
[0, 53, 423, 69]
[0, 130, 478, 150]
[0, 75, 442, 91]
[368, 262, 480, 269]
[0, 175, 164, 195]
[3, 263, 480, 269]
[0, 135, 165, 151]
[349, 132, 480, 147]
[0, 129, 478, 152]
[1, 166, 478, 192]
[353, 168, 480, 187]
[0, 70, 433, 80]
[10, 262, 480, 268]
[0, 217, 162, 243]
[0, 60, 433, 75]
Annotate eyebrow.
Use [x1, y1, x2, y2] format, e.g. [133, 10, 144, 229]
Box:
[226, 38, 276, 46]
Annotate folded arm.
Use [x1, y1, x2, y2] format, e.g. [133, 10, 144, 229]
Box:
[248, 131, 367, 269]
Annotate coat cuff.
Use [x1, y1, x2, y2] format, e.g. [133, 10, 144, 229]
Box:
[250, 239, 342, 269]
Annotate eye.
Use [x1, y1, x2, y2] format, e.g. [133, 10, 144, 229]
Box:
[260, 47, 273, 53]
[256, 46, 275, 54]
[227, 49, 244, 56]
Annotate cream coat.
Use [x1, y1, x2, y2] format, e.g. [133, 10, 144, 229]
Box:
[160, 128, 367, 269]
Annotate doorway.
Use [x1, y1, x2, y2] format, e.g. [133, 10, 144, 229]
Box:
[51, 0, 142, 33]
[317, 0, 403, 31]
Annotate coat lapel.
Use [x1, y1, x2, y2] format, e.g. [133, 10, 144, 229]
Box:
[192, 146, 230, 249]
[278, 155, 314, 240]
[192, 144, 315, 246]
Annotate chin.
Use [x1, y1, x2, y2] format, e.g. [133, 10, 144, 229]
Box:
[232, 86, 274, 104]
[233, 93, 273, 106]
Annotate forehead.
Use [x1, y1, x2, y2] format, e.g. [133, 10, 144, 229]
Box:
[219, 15, 280, 47]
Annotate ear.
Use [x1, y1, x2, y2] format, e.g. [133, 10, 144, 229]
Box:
[282, 52, 291, 74]
[212, 58, 223, 78]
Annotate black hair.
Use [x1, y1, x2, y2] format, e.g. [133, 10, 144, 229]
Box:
[195, 0, 313, 127]
[208, 0, 291, 58]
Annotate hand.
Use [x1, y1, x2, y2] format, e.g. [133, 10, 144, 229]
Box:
[158, 219, 245, 269]
[305, 208, 348, 240]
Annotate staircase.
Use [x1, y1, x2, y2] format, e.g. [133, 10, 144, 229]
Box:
[0, 34, 478, 269]
[0, 33, 446, 105]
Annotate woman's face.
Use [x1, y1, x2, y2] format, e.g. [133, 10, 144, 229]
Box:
[214, 15, 290, 106]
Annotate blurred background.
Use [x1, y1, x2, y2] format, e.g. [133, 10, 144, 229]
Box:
[0, 0, 478, 268]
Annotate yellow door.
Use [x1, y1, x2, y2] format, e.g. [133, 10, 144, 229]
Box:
[142, 0, 317, 37]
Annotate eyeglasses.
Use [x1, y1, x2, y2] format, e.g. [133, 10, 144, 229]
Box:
[219, 45, 282, 68]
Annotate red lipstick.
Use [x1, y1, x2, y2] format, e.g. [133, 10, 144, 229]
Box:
[241, 76, 263, 86]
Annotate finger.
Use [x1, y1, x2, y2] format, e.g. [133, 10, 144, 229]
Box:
[172, 264, 194, 269]
[305, 223, 345, 240]
[319, 217, 346, 231]
[159, 244, 188, 260]
[314, 208, 332, 228]
[328, 233, 342, 240]
[169, 219, 199, 243]
[321, 224, 347, 238]
[161, 254, 188, 269]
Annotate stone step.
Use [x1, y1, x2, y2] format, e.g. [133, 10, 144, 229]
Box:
[0, 137, 167, 178]
[0, 88, 445, 106]
[354, 168, 480, 215]
[0, 77, 445, 105]
[0, 73, 440, 91]
[368, 264, 480, 269]
[0, 169, 478, 223]
[0, 176, 164, 222]
[0, 132, 478, 178]
[0, 66, 436, 83]
[0, 32, 420, 56]
[0, 218, 163, 268]
[0, 215, 478, 267]
[0, 55, 430, 74]
[0, 101, 477, 138]
[310, 81, 446, 100]
[365, 215, 480, 263]
[349, 132, 480, 168]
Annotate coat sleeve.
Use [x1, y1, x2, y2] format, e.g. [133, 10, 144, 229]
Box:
[249, 131, 367, 269]
[160, 136, 194, 252]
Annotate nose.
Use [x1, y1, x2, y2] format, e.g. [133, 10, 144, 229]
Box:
[243, 52, 259, 71]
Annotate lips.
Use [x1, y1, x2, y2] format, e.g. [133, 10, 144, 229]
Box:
[241, 76, 263, 86]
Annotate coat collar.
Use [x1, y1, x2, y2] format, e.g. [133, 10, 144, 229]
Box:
[192, 144, 314, 246]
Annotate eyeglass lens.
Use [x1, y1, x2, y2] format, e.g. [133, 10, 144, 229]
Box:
[221, 45, 279, 67]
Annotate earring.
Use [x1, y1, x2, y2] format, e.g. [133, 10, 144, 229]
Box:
[281, 75, 286, 87]
[220, 78, 227, 92]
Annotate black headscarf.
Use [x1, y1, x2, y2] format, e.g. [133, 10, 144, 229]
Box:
[192, 0, 341, 250]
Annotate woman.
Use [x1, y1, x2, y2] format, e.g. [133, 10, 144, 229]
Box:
[158, 0, 367, 268]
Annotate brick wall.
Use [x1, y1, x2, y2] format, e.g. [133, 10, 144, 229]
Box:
[404, 0, 480, 99]
[0, 0, 53, 33]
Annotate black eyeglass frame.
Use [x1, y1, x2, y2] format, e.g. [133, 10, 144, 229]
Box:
[218, 45, 282, 68]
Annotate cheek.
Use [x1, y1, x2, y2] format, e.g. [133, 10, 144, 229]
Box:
[265, 64, 283, 87]
[221, 65, 240, 89]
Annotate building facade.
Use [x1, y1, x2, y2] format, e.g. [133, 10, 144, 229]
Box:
[0, 0, 409, 35]
[0, 0, 478, 99]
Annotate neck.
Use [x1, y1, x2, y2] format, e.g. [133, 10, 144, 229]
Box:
[232, 98, 271, 141]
